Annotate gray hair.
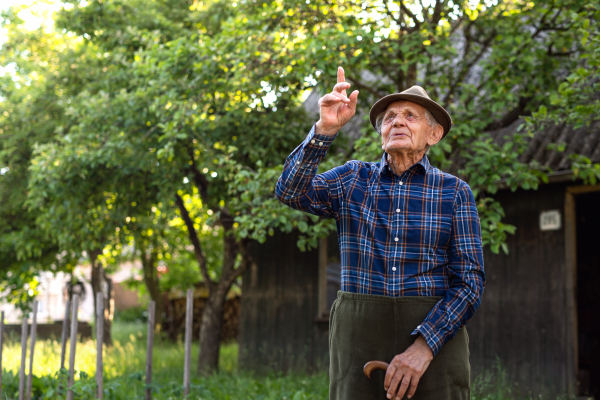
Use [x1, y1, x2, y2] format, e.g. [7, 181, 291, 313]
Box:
[375, 107, 441, 155]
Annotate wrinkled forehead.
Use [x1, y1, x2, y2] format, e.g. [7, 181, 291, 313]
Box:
[383, 100, 427, 115]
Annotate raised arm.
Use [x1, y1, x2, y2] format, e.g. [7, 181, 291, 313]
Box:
[276, 67, 359, 218]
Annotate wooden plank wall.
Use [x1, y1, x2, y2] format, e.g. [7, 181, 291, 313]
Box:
[468, 183, 572, 396]
[239, 230, 329, 372]
[240, 184, 577, 396]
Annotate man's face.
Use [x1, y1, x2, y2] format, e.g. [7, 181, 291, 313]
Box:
[380, 100, 442, 155]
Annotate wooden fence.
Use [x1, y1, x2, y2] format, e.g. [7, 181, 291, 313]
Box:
[0, 289, 203, 399]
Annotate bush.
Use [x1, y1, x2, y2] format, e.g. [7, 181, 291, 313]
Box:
[113, 306, 148, 323]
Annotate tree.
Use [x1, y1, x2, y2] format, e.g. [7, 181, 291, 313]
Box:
[1, 0, 192, 343]
[25, 0, 329, 373]
[0, 1, 81, 312]
[228, 0, 600, 253]
[6, 0, 599, 374]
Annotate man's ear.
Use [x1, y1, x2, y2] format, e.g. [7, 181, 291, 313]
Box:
[427, 124, 444, 146]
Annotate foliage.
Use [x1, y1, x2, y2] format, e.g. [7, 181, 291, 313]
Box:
[228, 0, 600, 254]
[0, 0, 80, 311]
[527, 3, 600, 128]
[2, 0, 342, 371]
[2, 0, 600, 353]
[114, 306, 149, 323]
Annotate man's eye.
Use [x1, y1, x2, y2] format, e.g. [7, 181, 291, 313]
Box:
[386, 115, 395, 120]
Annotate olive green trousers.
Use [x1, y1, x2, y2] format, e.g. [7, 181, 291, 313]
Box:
[329, 291, 470, 400]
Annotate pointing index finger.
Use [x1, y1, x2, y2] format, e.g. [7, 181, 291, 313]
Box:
[337, 66, 347, 97]
[337, 66, 345, 84]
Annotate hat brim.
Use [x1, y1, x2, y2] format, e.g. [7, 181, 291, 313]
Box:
[369, 94, 453, 138]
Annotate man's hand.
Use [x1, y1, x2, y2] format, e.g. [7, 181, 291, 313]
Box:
[384, 335, 433, 399]
[315, 66, 359, 136]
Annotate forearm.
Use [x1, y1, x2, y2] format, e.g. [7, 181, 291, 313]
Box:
[275, 125, 338, 216]
[411, 269, 485, 356]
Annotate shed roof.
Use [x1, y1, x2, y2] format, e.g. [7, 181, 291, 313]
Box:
[489, 119, 600, 172]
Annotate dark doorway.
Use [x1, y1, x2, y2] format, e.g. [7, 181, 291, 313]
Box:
[576, 191, 600, 397]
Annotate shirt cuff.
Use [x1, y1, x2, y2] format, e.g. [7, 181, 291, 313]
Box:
[304, 124, 337, 152]
[411, 321, 443, 357]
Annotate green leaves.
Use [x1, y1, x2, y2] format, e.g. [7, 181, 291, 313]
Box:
[4, 0, 600, 289]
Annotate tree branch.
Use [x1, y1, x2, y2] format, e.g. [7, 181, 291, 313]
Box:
[430, 0, 445, 26]
[484, 96, 532, 131]
[175, 193, 215, 291]
[185, 145, 209, 205]
[418, 0, 430, 24]
[398, 1, 421, 30]
[443, 26, 496, 104]
[346, 75, 387, 98]
[383, 1, 399, 23]
[232, 239, 254, 286]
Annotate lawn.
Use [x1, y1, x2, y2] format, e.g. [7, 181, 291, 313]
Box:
[1, 321, 328, 399]
[0, 322, 575, 400]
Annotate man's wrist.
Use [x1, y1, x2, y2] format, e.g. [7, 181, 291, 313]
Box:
[315, 120, 339, 136]
[414, 335, 434, 360]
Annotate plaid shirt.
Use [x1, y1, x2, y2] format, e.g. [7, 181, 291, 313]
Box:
[276, 125, 485, 356]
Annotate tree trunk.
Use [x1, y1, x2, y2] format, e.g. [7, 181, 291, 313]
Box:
[140, 243, 163, 328]
[197, 284, 229, 374]
[89, 249, 113, 346]
[197, 217, 242, 374]
[175, 193, 246, 374]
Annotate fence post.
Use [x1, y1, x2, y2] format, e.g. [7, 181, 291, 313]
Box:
[0, 311, 4, 400]
[66, 294, 79, 400]
[183, 289, 193, 398]
[18, 315, 28, 400]
[26, 301, 38, 400]
[145, 301, 155, 400]
[96, 292, 104, 399]
[60, 300, 71, 371]
[58, 300, 71, 394]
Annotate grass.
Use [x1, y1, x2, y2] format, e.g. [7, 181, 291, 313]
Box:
[0, 321, 328, 399]
[0, 322, 578, 399]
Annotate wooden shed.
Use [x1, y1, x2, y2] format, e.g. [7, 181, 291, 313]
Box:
[239, 119, 600, 398]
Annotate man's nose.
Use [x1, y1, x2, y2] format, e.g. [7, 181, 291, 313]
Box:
[392, 116, 405, 127]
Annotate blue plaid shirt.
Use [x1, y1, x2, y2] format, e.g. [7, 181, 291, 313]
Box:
[276, 125, 485, 356]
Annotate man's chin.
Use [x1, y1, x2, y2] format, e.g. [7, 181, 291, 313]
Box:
[385, 141, 413, 153]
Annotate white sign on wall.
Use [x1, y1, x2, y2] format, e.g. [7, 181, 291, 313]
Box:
[540, 210, 562, 231]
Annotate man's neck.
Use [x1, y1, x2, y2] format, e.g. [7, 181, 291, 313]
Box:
[386, 151, 426, 176]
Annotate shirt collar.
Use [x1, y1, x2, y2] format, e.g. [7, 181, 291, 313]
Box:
[379, 153, 431, 176]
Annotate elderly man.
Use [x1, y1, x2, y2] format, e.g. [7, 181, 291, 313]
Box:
[276, 67, 484, 400]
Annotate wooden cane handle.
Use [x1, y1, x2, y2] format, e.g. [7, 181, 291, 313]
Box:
[363, 361, 389, 379]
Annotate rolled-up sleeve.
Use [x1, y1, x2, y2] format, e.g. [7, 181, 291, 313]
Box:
[276, 125, 348, 219]
[411, 181, 485, 356]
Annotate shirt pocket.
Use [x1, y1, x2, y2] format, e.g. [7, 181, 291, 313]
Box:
[407, 197, 452, 249]
[430, 214, 452, 250]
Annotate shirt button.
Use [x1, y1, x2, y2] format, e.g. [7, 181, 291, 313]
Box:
[396, 209, 400, 212]
[392, 267, 397, 271]
[311, 139, 315, 144]
[394, 237, 399, 242]
[417, 325, 422, 329]
[399, 181, 404, 185]
[296, 161, 300, 164]
[319, 142, 323, 146]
